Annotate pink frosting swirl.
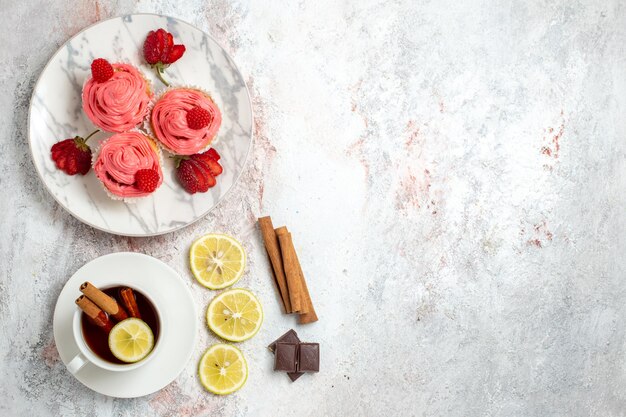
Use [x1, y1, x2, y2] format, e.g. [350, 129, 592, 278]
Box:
[93, 132, 163, 198]
[82, 63, 152, 133]
[151, 88, 222, 155]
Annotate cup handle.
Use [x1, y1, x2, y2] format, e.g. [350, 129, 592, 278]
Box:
[66, 352, 88, 374]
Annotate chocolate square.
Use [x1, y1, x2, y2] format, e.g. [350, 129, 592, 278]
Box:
[269, 330, 305, 380]
[274, 342, 298, 372]
[297, 343, 319, 372]
[268, 329, 300, 353]
[287, 370, 304, 382]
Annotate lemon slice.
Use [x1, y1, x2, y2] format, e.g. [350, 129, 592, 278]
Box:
[207, 288, 263, 342]
[190, 234, 246, 289]
[108, 318, 154, 363]
[198, 344, 248, 395]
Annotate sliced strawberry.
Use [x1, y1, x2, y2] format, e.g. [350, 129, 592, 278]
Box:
[191, 152, 223, 176]
[206, 148, 221, 161]
[169, 44, 186, 63]
[207, 174, 217, 188]
[203, 157, 223, 177]
[192, 159, 216, 188]
[67, 157, 79, 175]
[50, 134, 95, 176]
[143, 28, 186, 85]
[55, 154, 68, 170]
[51, 140, 72, 158]
[176, 160, 199, 194]
[186, 159, 211, 192]
[160, 31, 173, 63]
[143, 30, 161, 64]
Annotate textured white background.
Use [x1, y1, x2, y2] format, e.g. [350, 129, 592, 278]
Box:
[1, 1, 626, 416]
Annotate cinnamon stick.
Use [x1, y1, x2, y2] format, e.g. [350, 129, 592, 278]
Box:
[258, 216, 292, 313]
[294, 251, 318, 324]
[276, 227, 318, 323]
[276, 227, 303, 313]
[76, 295, 114, 333]
[119, 288, 141, 319]
[80, 282, 128, 321]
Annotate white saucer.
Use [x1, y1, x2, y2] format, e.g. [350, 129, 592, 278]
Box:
[53, 252, 197, 398]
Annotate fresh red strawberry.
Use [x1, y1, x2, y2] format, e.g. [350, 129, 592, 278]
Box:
[190, 152, 223, 176]
[176, 160, 199, 194]
[143, 28, 186, 86]
[134, 169, 160, 192]
[143, 29, 186, 65]
[50, 130, 99, 175]
[91, 58, 114, 83]
[186, 106, 212, 130]
[174, 151, 221, 194]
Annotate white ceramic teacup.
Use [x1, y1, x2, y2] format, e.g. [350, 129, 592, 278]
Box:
[67, 283, 164, 374]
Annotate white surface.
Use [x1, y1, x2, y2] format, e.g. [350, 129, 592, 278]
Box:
[2, 1, 626, 416]
[28, 14, 252, 236]
[52, 252, 197, 398]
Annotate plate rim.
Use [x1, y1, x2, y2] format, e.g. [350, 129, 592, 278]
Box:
[52, 251, 198, 398]
[28, 13, 254, 237]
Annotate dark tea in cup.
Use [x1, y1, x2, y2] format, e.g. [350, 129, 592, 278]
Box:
[80, 285, 160, 364]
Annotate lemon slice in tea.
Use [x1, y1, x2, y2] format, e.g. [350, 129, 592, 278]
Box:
[190, 234, 246, 289]
[207, 288, 263, 342]
[198, 343, 248, 395]
[108, 318, 154, 363]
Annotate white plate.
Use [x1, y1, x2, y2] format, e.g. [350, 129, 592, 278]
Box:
[28, 14, 253, 236]
[52, 252, 197, 398]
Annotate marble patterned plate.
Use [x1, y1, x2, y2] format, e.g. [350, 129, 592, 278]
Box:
[28, 14, 252, 236]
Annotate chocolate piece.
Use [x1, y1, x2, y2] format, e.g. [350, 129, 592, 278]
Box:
[287, 371, 304, 382]
[274, 342, 298, 372]
[269, 330, 305, 381]
[298, 343, 319, 372]
[268, 329, 300, 353]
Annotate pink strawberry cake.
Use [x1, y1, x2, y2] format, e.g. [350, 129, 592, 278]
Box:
[93, 131, 163, 199]
[149, 88, 222, 155]
[82, 63, 153, 133]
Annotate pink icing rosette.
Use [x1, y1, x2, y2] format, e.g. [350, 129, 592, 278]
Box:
[93, 131, 163, 199]
[149, 88, 222, 155]
[82, 63, 153, 133]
